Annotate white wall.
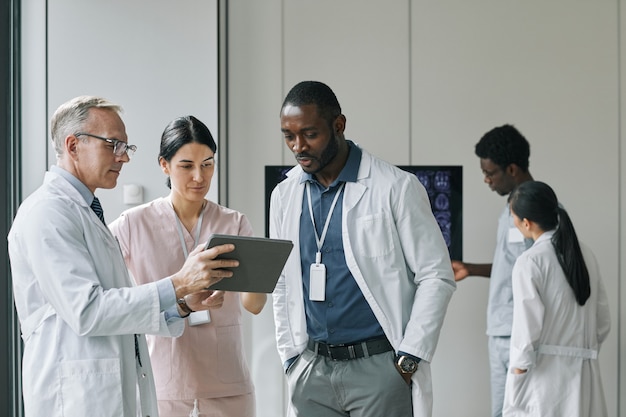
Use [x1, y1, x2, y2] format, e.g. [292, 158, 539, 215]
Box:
[22, 0, 220, 206]
[21, 1, 624, 417]
[227, 1, 623, 417]
[410, 2, 619, 416]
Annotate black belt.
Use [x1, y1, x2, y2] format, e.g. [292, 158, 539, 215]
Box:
[307, 337, 393, 361]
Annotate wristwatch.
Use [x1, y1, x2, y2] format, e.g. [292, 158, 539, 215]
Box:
[396, 354, 419, 374]
[177, 297, 194, 317]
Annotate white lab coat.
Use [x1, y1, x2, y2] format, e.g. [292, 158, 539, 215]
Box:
[8, 171, 184, 417]
[504, 232, 610, 417]
[270, 148, 456, 417]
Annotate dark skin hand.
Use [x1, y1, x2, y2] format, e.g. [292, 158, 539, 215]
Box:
[451, 261, 492, 281]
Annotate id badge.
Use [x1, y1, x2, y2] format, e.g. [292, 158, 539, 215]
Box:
[309, 263, 326, 301]
[188, 310, 211, 326]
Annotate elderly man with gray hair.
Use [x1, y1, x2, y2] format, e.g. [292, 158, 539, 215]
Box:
[8, 96, 237, 417]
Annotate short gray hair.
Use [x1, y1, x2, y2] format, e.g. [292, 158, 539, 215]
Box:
[50, 96, 123, 157]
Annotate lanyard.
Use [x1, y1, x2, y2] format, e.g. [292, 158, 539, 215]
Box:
[172, 202, 212, 325]
[306, 181, 345, 265]
[173, 204, 205, 259]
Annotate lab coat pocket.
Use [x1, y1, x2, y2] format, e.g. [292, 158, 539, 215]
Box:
[503, 370, 531, 415]
[354, 212, 395, 258]
[59, 358, 123, 416]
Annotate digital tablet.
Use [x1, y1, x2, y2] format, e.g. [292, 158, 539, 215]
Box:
[203, 234, 293, 293]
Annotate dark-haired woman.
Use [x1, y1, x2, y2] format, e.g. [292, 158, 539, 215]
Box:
[110, 116, 266, 417]
[503, 181, 610, 417]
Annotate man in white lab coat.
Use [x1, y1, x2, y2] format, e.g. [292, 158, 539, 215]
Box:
[270, 81, 456, 417]
[8, 96, 237, 417]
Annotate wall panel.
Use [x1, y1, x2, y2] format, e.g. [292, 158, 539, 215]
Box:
[226, 2, 286, 416]
[411, 1, 620, 416]
[282, 0, 411, 164]
[46, 0, 219, 219]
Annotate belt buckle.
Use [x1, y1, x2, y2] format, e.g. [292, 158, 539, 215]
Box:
[328, 343, 356, 361]
[327, 343, 347, 361]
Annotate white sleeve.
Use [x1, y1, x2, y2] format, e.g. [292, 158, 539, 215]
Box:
[509, 254, 544, 369]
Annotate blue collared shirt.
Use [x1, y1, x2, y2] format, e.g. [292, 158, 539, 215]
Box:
[299, 141, 385, 344]
[487, 203, 534, 336]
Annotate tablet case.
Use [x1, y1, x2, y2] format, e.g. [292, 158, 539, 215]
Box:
[204, 234, 293, 293]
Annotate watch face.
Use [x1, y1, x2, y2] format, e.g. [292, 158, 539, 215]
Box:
[398, 356, 418, 373]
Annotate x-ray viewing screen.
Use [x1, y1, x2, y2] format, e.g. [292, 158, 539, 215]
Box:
[264, 165, 463, 260]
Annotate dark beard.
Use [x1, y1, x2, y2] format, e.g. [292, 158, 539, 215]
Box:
[311, 130, 339, 174]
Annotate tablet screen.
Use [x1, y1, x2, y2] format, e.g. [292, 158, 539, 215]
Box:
[204, 234, 293, 293]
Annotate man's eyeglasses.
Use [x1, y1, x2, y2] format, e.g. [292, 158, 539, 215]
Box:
[75, 132, 137, 158]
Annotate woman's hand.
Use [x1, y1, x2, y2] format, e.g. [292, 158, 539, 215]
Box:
[185, 290, 225, 311]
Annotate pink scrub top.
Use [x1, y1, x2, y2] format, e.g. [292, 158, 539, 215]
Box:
[109, 197, 255, 401]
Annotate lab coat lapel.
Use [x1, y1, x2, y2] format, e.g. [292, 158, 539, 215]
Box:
[343, 149, 370, 212]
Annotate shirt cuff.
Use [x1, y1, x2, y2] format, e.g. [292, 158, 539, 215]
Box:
[156, 278, 183, 319]
[397, 351, 422, 363]
[284, 356, 298, 372]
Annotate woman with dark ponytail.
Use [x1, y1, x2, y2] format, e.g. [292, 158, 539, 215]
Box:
[110, 116, 267, 417]
[502, 181, 610, 417]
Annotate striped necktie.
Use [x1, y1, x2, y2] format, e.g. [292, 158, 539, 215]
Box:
[90, 196, 140, 364]
[90, 196, 106, 224]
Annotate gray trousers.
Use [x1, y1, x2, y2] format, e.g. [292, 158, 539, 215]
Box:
[286, 349, 413, 417]
[488, 336, 511, 417]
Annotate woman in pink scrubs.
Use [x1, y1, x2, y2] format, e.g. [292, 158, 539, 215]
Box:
[110, 115, 266, 417]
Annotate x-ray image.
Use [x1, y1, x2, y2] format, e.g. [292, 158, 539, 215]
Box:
[265, 165, 463, 260]
[397, 166, 462, 260]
